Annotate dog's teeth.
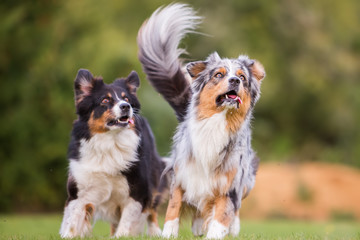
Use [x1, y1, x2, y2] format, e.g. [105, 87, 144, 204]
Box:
[225, 95, 228, 99]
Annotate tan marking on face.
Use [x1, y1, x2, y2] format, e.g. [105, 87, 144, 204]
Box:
[164, 186, 184, 222]
[235, 69, 245, 78]
[121, 92, 126, 98]
[225, 89, 251, 133]
[197, 76, 229, 120]
[88, 111, 112, 134]
[216, 67, 227, 77]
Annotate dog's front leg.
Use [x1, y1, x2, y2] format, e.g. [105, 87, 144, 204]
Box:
[206, 196, 235, 239]
[59, 199, 94, 238]
[114, 198, 143, 237]
[162, 186, 184, 238]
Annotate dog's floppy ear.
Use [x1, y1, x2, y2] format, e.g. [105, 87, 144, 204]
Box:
[125, 70, 140, 94]
[250, 60, 265, 82]
[74, 69, 95, 104]
[186, 61, 207, 79]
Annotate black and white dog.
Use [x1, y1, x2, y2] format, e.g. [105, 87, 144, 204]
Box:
[59, 69, 166, 238]
[138, 4, 265, 239]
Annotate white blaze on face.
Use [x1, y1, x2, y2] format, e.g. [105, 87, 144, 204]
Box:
[112, 90, 133, 119]
[113, 100, 132, 118]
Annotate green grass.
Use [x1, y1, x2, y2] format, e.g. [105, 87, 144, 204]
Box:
[0, 214, 359, 240]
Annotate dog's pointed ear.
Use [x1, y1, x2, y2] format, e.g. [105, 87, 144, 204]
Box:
[206, 51, 221, 62]
[249, 60, 265, 82]
[186, 61, 207, 79]
[126, 71, 140, 94]
[74, 69, 95, 104]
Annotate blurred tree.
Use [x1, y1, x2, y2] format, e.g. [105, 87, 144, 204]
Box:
[0, 0, 359, 212]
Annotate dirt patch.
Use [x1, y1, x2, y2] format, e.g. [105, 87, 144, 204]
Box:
[241, 162, 360, 220]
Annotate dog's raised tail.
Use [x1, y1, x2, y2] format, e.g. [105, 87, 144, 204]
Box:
[137, 3, 201, 121]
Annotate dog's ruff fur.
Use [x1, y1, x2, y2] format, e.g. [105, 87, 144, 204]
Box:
[138, 3, 265, 239]
[59, 70, 166, 238]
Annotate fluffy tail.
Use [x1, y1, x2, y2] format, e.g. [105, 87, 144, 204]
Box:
[137, 3, 201, 122]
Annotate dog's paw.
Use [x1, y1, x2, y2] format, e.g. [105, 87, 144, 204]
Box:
[59, 201, 93, 238]
[147, 222, 162, 236]
[59, 224, 76, 239]
[206, 220, 228, 239]
[162, 218, 179, 238]
[113, 227, 130, 238]
[59, 216, 92, 238]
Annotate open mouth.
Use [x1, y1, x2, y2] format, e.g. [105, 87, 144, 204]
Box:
[107, 115, 134, 127]
[216, 90, 242, 108]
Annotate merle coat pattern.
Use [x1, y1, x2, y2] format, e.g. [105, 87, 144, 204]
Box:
[137, 4, 265, 239]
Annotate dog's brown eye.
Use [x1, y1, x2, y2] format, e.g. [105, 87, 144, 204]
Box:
[239, 75, 246, 81]
[102, 98, 110, 104]
[215, 72, 223, 78]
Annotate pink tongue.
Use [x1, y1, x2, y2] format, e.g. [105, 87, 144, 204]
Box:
[228, 95, 237, 99]
[228, 95, 242, 104]
[129, 118, 134, 125]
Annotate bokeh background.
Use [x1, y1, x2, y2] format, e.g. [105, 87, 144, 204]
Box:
[1, 0, 359, 220]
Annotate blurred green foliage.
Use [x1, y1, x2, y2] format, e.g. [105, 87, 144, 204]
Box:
[0, 0, 359, 212]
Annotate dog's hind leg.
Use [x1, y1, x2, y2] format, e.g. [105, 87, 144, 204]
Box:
[114, 198, 143, 237]
[229, 209, 240, 237]
[59, 200, 94, 238]
[162, 186, 184, 238]
[192, 211, 204, 237]
[146, 209, 162, 236]
[110, 222, 119, 237]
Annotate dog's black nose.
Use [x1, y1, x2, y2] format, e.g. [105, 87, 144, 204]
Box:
[229, 77, 241, 86]
[120, 102, 130, 112]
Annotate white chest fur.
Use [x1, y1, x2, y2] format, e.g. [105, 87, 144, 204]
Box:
[69, 129, 140, 216]
[173, 111, 235, 207]
[188, 111, 230, 171]
[72, 128, 140, 176]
